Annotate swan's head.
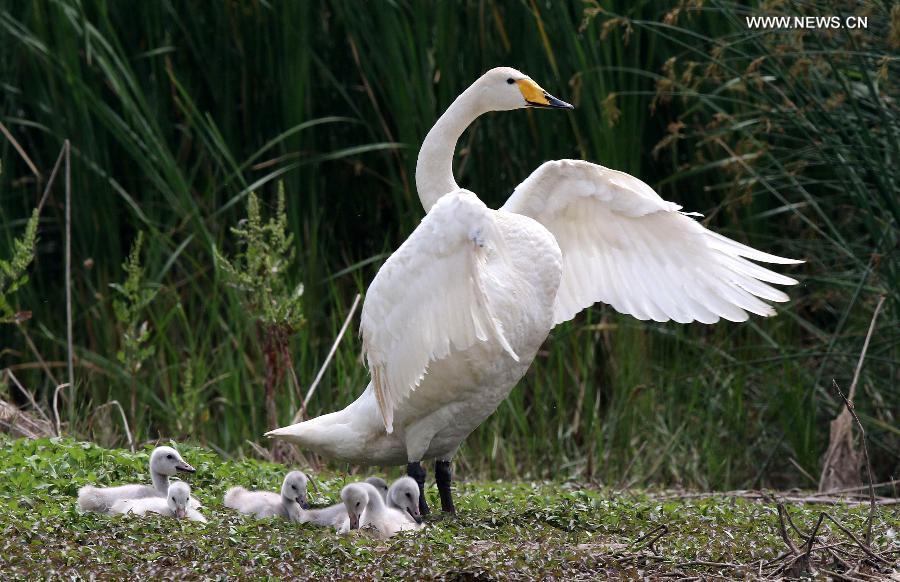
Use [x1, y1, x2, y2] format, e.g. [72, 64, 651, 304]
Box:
[340, 483, 369, 531]
[365, 476, 389, 501]
[150, 446, 195, 476]
[472, 67, 573, 112]
[387, 476, 422, 524]
[281, 471, 309, 509]
[167, 481, 191, 519]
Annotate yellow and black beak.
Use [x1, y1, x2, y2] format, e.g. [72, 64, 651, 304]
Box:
[516, 78, 574, 109]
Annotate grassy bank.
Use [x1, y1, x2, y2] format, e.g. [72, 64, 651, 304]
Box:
[0, 0, 897, 488]
[1, 438, 897, 579]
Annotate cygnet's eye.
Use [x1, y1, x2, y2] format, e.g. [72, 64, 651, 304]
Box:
[355, 502, 360, 508]
[292, 485, 297, 490]
[166, 454, 173, 460]
[506, 77, 515, 85]
[406, 492, 411, 499]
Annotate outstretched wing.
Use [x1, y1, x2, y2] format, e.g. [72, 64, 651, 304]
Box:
[501, 159, 802, 326]
[360, 190, 518, 433]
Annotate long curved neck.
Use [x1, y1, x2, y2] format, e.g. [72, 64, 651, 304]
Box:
[151, 470, 168, 493]
[365, 486, 386, 515]
[416, 86, 485, 212]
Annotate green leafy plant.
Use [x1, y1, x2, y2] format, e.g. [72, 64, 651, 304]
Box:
[214, 184, 304, 437]
[110, 232, 159, 425]
[0, 208, 38, 325]
[0, 158, 39, 326]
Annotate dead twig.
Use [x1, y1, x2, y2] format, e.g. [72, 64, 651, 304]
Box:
[798, 512, 826, 574]
[0, 121, 41, 183]
[819, 295, 886, 492]
[64, 140, 74, 423]
[292, 292, 361, 424]
[633, 524, 669, 555]
[90, 401, 134, 452]
[776, 502, 800, 554]
[15, 323, 60, 386]
[4, 369, 52, 424]
[52, 382, 71, 437]
[833, 381, 877, 546]
[822, 512, 889, 565]
[808, 479, 900, 498]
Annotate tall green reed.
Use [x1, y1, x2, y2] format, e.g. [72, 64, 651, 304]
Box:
[0, 0, 895, 488]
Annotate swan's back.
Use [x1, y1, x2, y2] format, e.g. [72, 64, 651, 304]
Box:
[110, 496, 168, 516]
[224, 487, 289, 519]
[110, 497, 207, 522]
[77, 484, 158, 513]
[363, 504, 421, 539]
[304, 502, 349, 527]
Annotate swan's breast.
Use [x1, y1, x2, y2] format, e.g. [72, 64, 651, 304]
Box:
[388, 210, 562, 457]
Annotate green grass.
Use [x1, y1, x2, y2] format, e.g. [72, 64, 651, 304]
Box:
[1, 437, 897, 579]
[0, 0, 897, 489]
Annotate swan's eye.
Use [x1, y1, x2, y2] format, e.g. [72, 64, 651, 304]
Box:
[406, 493, 411, 499]
[355, 502, 360, 508]
[292, 485, 297, 490]
[166, 454, 173, 460]
[506, 78, 514, 85]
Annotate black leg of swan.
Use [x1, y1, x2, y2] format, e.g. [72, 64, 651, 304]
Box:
[407, 461, 430, 516]
[435, 460, 456, 514]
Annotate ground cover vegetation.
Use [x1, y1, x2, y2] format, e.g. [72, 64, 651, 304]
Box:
[1, 438, 897, 579]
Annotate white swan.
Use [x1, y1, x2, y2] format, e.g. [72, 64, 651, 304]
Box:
[77, 446, 198, 513]
[303, 476, 393, 527]
[110, 481, 207, 522]
[386, 476, 422, 524]
[338, 482, 421, 539]
[303, 477, 422, 528]
[268, 66, 802, 514]
[223, 470, 309, 521]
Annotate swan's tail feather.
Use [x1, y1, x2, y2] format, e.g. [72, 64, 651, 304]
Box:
[77, 485, 109, 513]
[223, 487, 246, 509]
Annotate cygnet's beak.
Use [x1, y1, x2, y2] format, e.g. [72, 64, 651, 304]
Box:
[516, 78, 574, 109]
[349, 515, 360, 530]
[298, 497, 309, 510]
[407, 507, 423, 525]
[175, 507, 186, 519]
[175, 461, 195, 473]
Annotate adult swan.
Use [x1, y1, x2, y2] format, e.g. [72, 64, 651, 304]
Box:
[268, 67, 801, 514]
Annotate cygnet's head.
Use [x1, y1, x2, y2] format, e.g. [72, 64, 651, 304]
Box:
[167, 481, 191, 519]
[387, 476, 422, 524]
[150, 446, 195, 476]
[469, 67, 573, 113]
[365, 477, 389, 501]
[281, 471, 309, 509]
[340, 483, 370, 530]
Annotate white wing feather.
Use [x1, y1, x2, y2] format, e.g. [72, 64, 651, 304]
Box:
[361, 190, 518, 433]
[501, 159, 802, 326]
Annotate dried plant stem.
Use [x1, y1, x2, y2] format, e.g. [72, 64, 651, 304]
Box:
[293, 292, 361, 424]
[0, 121, 41, 183]
[64, 140, 74, 423]
[5, 369, 52, 424]
[52, 382, 71, 437]
[15, 323, 60, 386]
[847, 295, 885, 402]
[819, 295, 887, 492]
[91, 400, 134, 452]
[834, 381, 877, 546]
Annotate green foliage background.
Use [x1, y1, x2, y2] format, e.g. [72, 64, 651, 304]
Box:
[0, 1, 897, 488]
